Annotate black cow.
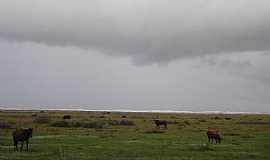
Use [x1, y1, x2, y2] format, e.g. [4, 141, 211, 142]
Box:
[12, 128, 33, 151]
[63, 115, 71, 120]
[154, 120, 167, 128]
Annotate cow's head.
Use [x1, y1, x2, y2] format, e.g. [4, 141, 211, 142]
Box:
[27, 128, 33, 138]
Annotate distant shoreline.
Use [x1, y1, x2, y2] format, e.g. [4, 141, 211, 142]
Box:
[0, 107, 269, 115]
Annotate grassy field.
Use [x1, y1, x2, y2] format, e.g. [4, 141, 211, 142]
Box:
[0, 110, 270, 160]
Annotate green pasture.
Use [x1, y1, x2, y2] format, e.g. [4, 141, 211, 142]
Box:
[0, 110, 269, 160]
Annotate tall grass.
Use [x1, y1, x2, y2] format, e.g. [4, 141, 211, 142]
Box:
[33, 116, 51, 124]
[0, 121, 11, 129]
[50, 120, 108, 129]
[108, 120, 135, 126]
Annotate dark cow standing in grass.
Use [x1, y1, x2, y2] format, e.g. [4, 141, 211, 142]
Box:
[12, 128, 33, 151]
[207, 128, 221, 144]
[63, 115, 71, 120]
[154, 120, 167, 129]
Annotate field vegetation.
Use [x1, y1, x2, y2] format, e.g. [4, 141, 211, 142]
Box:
[0, 110, 270, 160]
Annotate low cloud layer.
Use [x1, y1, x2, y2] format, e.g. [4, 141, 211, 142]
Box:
[1, 40, 270, 112]
[1, 0, 270, 64]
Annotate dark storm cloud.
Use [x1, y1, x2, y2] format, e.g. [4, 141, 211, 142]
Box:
[0, 0, 270, 64]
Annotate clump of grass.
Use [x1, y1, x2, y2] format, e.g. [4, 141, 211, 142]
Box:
[108, 120, 135, 126]
[50, 120, 70, 127]
[212, 116, 222, 120]
[184, 120, 191, 125]
[0, 121, 11, 129]
[33, 116, 51, 124]
[224, 133, 240, 136]
[177, 125, 186, 130]
[167, 120, 179, 124]
[177, 121, 189, 130]
[238, 121, 270, 125]
[144, 129, 164, 134]
[50, 120, 108, 129]
[187, 144, 213, 152]
[240, 135, 255, 138]
[199, 119, 207, 122]
[75, 121, 107, 129]
[170, 116, 178, 119]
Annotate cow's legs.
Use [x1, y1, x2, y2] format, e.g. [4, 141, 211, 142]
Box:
[26, 140, 29, 151]
[218, 137, 221, 144]
[20, 141, 24, 152]
[14, 141, 18, 151]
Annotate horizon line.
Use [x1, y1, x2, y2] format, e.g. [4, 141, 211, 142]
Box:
[0, 107, 269, 115]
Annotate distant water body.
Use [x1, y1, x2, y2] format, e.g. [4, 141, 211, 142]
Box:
[0, 107, 269, 115]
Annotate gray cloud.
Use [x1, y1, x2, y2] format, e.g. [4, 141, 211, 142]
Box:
[1, 0, 270, 64]
[1, 40, 270, 112]
[199, 52, 270, 84]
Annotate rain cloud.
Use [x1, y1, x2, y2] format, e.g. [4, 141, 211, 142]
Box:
[1, 0, 270, 64]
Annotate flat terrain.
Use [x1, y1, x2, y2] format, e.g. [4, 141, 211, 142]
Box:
[0, 110, 270, 160]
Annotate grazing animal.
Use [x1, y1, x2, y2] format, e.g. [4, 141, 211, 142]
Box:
[207, 128, 221, 144]
[63, 115, 71, 120]
[154, 120, 167, 128]
[12, 128, 33, 151]
[121, 115, 127, 118]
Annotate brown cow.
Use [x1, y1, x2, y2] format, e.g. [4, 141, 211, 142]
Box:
[207, 128, 221, 144]
[12, 128, 33, 151]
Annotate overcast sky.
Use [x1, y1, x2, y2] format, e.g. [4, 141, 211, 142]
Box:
[0, 0, 270, 112]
